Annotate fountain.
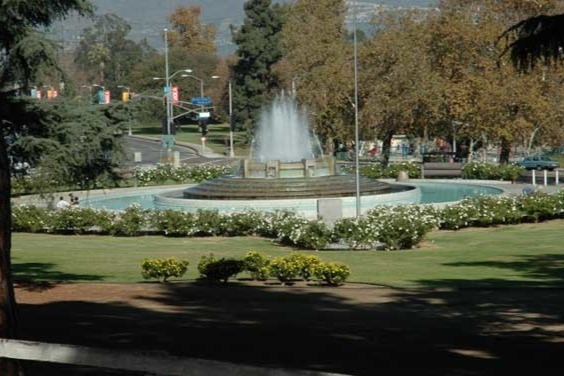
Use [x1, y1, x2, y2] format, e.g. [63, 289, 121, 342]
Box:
[155, 94, 419, 218]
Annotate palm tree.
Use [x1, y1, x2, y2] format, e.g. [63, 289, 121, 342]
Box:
[500, 14, 564, 70]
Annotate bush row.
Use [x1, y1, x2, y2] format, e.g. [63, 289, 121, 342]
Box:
[141, 252, 350, 286]
[11, 164, 232, 196]
[461, 162, 523, 181]
[134, 164, 231, 185]
[346, 161, 524, 181]
[13, 189, 564, 250]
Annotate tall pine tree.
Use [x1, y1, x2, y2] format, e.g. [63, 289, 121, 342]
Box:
[0, 2, 93, 374]
[231, 0, 286, 137]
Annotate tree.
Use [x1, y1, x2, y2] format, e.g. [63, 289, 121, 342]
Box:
[501, 13, 564, 70]
[359, 9, 442, 167]
[168, 5, 217, 55]
[231, 0, 286, 136]
[0, 2, 93, 373]
[74, 14, 153, 89]
[281, 0, 353, 151]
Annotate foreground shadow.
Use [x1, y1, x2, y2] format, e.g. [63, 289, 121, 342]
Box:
[13, 262, 105, 291]
[17, 276, 564, 376]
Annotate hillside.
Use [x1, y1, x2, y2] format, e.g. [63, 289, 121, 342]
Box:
[50, 0, 436, 55]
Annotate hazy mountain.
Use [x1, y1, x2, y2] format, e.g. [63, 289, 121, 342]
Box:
[51, 0, 437, 55]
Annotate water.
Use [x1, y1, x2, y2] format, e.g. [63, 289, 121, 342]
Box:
[83, 182, 503, 211]
[253, 94, 316, 162]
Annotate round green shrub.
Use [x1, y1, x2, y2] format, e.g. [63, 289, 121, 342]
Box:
[314, 262, 351, 286]
[141, 257, 189, 282]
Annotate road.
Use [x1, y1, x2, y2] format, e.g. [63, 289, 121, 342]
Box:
[122, 136, 230, 167]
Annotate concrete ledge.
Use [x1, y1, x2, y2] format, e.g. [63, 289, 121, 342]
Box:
[0, 339, 349, 376]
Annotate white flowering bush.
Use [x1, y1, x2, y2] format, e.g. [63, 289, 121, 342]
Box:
[48, 207, 115, 234]
[333, 217, 381, 249]
[12, 205, 49, 233]
[364, 205, 439, 250]
[134, 164, 230, 186]
[289, 221, 332, 250]
[193, 209, 223, 236]
[110, 204, 149, 237]
[11, 189, 564, 250]
[219, 211, 269, 236]
[345, 162, 421, 179]
[149, 210, 198, 237]
[463, 162, 522, 181]
[516, 192, 561, 222]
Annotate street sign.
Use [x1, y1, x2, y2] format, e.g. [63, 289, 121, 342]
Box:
[161, 135, 175, 150]
[191, 96, 212, 105]
[198, 112, 210, 120]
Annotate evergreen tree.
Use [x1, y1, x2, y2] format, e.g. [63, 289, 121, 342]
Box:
[0, 3, 93, 373]
[231, 0, 286, 136]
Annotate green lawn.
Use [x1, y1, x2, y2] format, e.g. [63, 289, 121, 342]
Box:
[12, 219, 564, 288]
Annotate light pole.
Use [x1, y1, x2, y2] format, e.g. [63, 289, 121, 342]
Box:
[153, 68, 193, 132]
[352, 0, 361, 218]
[208, 75, 234, 158]
[164, 28, 171, 137]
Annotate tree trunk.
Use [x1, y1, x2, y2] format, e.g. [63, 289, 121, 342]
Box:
[499, 137, 511, 164]
[0, 136, 23, 375]
[379, 130, 394, 169]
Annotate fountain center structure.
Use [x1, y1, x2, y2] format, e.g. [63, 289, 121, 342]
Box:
[155, 94, 420, 218]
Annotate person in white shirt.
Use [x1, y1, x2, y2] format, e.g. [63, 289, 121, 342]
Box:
[56, 196, 70, 209]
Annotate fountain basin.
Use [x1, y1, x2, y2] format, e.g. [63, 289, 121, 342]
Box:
[159, 183, 420, 219]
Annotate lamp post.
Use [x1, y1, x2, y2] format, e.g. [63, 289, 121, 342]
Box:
[228, 79, 234, 158]
[153, 68, 193, 132]
[208, 75, 234, 158]
[352, 0, 361, 218]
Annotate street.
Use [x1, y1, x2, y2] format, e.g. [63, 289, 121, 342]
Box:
[122, 136, 229, 167]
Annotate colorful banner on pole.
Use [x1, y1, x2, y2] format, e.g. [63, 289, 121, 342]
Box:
[97, 89, 110, 104]
[172, 86, 179, 104]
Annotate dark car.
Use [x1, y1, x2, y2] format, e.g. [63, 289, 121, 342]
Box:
[515, 155, 560, 171]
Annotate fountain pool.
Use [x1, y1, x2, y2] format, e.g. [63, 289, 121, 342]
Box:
[82, 181, 504, 218]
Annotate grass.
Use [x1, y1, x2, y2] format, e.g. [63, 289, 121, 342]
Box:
[133, 121, 250, 156]
[12, 219, 564, 288]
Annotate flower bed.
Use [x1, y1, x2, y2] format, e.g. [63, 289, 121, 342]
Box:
[12, 189, 564, 250]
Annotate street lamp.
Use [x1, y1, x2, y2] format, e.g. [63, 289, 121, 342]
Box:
[153, 67, 193, 136]
[352, 0, 361, 218]
[227, 79, 234, 158]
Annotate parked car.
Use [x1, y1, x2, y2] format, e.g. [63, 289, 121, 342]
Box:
[515, 155, 560, 171]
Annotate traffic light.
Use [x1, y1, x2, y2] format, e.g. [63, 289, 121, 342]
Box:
[229, 115, 236, 131]
[200, 121, 208, 136]
[122, 91, 130, 102]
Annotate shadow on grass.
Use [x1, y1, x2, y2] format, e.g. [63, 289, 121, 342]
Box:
[426, 254, 564, 288]
[15, 249, 564, 375]
[13, 262, 105, 291]
[18, 276, 564, 376]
